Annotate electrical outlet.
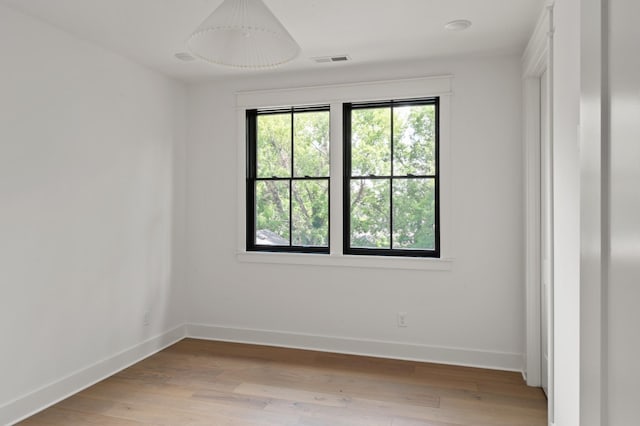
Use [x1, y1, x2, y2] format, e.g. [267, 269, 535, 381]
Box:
[143, 311, 150, 326]
[397, 312, 408, 327]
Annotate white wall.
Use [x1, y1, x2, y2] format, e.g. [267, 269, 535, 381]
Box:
[551, 0, 582, 424]
[186, 55, 526, 370]
[0, 4, 186, 423]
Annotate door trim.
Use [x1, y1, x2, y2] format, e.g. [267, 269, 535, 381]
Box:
[522, 1, 554, 410]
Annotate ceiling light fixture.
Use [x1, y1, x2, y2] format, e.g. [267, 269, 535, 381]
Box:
[444, 19, 472, 31]
[186, 0, 301, 69]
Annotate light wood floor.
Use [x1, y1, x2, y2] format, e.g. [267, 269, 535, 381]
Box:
[20, 339, 547, 425]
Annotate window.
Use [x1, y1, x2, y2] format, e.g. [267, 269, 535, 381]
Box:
[241, 76, 450, 266]
[246, 106, 330, 253]
[343, 98, 439, 257]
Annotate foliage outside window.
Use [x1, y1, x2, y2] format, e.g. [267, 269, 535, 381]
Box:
[344, 98, 439, 257]
[246, 98, 439, 258]
[246, 106, 330, 253]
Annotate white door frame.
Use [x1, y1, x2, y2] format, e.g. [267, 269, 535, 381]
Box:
[522, 0, 554, 414]
[579, 0, 607, 423]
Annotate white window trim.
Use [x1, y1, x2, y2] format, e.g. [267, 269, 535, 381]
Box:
[236, 76, 454, 271]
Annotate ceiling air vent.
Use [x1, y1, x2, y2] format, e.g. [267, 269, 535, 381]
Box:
[174, 52, 196, 62]
[312, 55, 351, 64]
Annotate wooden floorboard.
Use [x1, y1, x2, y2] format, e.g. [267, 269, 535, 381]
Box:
[19, 339, 547, 425]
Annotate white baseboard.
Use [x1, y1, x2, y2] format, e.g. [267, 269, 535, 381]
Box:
[186, 323, 524, 372]
[0, 325, 186, 426]
[2, 323, 525, 425]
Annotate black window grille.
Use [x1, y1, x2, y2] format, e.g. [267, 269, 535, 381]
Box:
[343, 98, 440, 257]
[246, 106, 330, 253]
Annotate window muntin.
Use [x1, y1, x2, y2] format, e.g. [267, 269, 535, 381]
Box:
[247, 106, 330, 253]
[343, 98, 439, 257]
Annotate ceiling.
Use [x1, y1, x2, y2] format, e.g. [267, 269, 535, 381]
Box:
[2, 0, 545, 82]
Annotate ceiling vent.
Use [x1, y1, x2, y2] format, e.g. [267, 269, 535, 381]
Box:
[312, 55, 351, 64]
[174, 52, 196, 62]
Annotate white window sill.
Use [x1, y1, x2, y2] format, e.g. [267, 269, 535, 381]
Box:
[236, 251, 453, 271]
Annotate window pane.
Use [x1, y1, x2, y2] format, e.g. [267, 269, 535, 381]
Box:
[255, 181, 290, 245]
[350, 179, 390, 248]
[294, 111, 330, 177]
[392, 178, 435, 250]
[393, 104, 436, 176]
[351, 108, 391, 176]
[292, 180, 329, 246]
[257, 113, 291, 178]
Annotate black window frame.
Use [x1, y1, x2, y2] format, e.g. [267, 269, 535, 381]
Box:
[246, 105, 331, 254]
[343, 97, 440, 258]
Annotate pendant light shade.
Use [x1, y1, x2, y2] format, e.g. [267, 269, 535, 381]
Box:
[187, 0, 301, 69]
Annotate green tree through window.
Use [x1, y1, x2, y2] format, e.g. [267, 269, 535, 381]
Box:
[247, 107, 330, 252]
[344, 98, 439, 257]
[246, 98, 439, 258]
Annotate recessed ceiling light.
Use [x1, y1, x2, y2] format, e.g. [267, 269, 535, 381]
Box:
[445, 19, 472, 31]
